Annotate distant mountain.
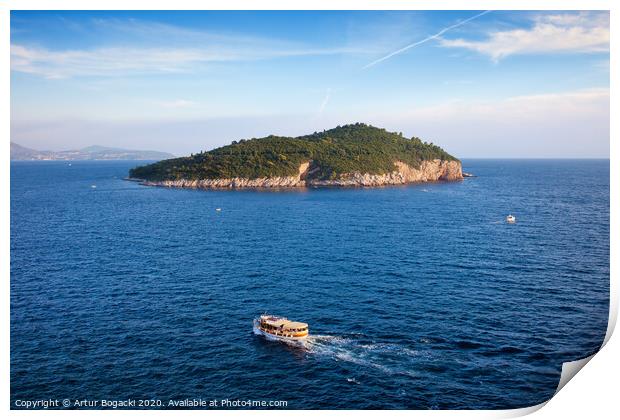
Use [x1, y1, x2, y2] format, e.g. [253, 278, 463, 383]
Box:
[80, 145, 125, 153]
[10, 142, 174, 161]
[10, 142, 43, 161]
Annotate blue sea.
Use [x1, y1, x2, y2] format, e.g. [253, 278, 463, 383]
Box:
[10, 159, 609, 409]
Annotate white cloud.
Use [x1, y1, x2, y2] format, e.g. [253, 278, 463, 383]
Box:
[439, 12, 609, 61]
[442, 79, 473, 86]
[404, 88, 608, 119]
[156, 99, 197, 109]
[371, 88, 609, 158]
[11, 43, 362, 79]
[10, 18, 365, 79]
[11, 45, 206, 79]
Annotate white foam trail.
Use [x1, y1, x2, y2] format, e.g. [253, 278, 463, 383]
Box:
[303, 334, 419, 377]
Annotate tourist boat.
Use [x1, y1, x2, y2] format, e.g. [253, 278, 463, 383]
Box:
[253, 314, 309, 341]
[506, 214, 516, 223]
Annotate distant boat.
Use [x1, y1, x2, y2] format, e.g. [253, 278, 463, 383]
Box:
[91, 185, 97, 189]
[215, 208, 222, 212]
[506, 214, 516, 223]
[253, 314, 309, 341]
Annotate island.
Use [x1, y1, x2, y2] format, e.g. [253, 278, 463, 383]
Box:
[128, 123, 463, 189]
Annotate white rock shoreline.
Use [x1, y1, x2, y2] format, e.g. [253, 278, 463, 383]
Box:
[127, 159, 463, 190]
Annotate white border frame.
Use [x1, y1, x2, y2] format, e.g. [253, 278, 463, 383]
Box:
[1, 1, 616, 419]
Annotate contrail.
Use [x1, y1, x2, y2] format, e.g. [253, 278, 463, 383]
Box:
[318, 88, 331, 115]
[362, 10, 492, 69]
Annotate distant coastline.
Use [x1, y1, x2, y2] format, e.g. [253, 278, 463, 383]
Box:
[10, 142, 174, 161]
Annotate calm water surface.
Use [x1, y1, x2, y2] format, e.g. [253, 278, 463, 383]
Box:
[10, 159, 609, 409]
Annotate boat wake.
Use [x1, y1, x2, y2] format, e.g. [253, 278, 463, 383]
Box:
[253, 323, 425, 377]
[302, 334, 422, 377]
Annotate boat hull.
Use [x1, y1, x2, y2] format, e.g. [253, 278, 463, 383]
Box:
[253, 319, 308, 342]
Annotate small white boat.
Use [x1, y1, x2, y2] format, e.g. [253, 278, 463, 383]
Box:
[506, 214, 516, 223]
[215, 208, 222, 212]
[253, 314, 309, 341]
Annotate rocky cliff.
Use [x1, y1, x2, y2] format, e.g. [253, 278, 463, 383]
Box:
[138, 159, 462, 189]
[310, 159, 462, 187]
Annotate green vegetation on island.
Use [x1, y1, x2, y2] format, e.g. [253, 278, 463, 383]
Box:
[129, 123, 458, 181]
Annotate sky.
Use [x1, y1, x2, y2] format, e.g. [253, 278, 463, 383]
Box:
[10, 10, 610, 158]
